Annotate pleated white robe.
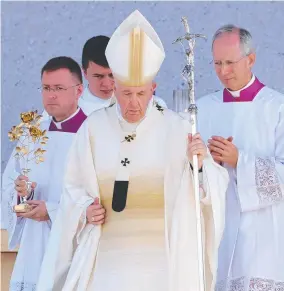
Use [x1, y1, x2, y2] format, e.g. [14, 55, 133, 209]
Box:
[197, 86, 284, 291]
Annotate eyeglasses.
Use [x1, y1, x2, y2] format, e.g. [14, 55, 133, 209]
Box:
[38, 84, 81, 93]
[211, 56, 247, 68]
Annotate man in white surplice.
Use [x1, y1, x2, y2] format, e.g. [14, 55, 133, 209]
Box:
[37, 10, 229, 291]
[78, 35, 116, 114]
[196, 25, 284, 290]
[2, 57, 105, 291]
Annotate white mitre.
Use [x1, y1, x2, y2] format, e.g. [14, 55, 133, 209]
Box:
[105, 10, 165, 86]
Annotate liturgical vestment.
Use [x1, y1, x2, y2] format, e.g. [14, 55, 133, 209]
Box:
[197, 77, 284, 291]
[37, 101, 229, 291]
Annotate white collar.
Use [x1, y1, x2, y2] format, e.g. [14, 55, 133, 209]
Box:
[82, 86, 113, 106]
[52, 107, 80, 129]
[227, 74, 255, 97]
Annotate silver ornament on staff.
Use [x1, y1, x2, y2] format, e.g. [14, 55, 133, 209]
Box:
[173, 17, 206, 291]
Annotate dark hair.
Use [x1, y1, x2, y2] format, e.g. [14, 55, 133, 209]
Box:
[82, 35, 110, 71]
[41, 56, 83, 83]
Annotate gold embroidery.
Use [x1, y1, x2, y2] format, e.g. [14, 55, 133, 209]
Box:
[128, 27, 144, 86]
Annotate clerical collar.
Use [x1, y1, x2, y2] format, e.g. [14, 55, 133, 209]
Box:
[52, 108, 80, 129]
[228, 75, 255, 97]
[82, 86, 114, 107]
[223, 75, 265, 102]
[116, 97, 154, 132]
[49, 108, 87, 133]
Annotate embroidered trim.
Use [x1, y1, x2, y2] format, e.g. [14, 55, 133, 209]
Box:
[10, 281, 37, 291]
[274, 282, 284, 291]
[255, 158, 282, 204]
[249, 278, 274, 291]
[230, 276, 246, 291]
[215, 277, 284, 291]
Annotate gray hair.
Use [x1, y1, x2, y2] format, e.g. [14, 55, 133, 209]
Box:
[212, 24, 255, 56]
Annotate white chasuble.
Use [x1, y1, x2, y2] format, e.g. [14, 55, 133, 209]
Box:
[197, 85, 284, 290]
[37, 104, 229, 291]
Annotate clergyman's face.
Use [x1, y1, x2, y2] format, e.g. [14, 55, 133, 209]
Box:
[83, 61, 114, 99]
[42, 69, 83, 121]
[115, 82, 156, 123]
[212, 32, 255, 91]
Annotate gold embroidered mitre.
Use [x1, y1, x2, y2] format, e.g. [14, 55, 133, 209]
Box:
[105, 10, 165, 87]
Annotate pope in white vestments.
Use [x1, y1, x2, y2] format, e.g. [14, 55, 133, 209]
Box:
[37, 10, 229, 291]
[196, 25, 284, 290]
